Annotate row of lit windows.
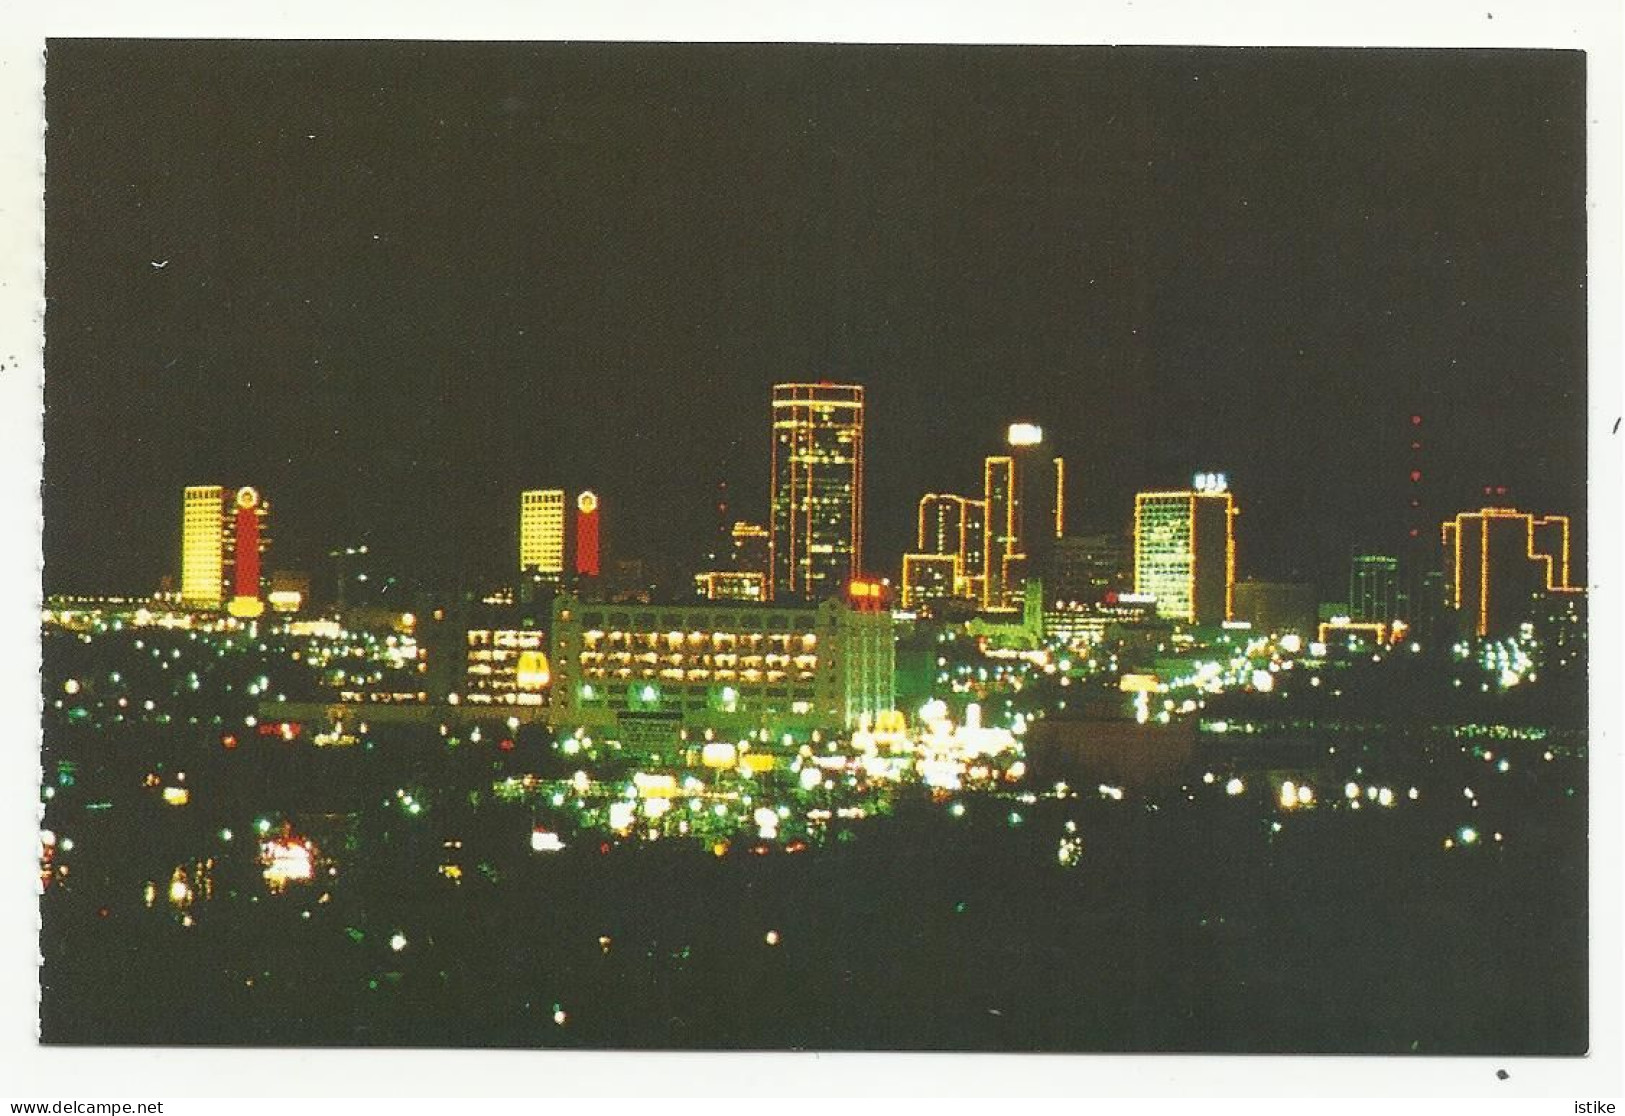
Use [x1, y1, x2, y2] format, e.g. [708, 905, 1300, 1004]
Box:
[577, 612, 816, 631]
[579, 666, 814, 685]
[581, 630, 815, 652]
[467, 630, 544, 649]
[579, 683, 813, 700]
[579, 651, 818, 669]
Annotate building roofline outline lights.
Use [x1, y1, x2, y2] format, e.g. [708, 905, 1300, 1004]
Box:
[769, 382, 865, 601]
[1443, 506, 1582, 637]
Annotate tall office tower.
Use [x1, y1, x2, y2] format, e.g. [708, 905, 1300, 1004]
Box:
[181, 485, 226, 608]
[519, 489, 567, 578]
[1350, 554, 1401, 625]
[961, 498, 987, 603]
[769, 382, 865, 601]
[574, 491, 601, 578]
[983, 456, 1015, 608]
[982, 423, 1064, 609]
[1133, 473, 1238, 625]
[917, 493, 966, 554]
[1441, 506, 1580, 638]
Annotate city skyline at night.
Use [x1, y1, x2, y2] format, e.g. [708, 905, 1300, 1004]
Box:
[41, 41, 1587, 601]
[29, 31, 1607, 1083]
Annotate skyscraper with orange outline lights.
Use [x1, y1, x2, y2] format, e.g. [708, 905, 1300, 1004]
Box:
[1133, 477, 1237, 625]
[1441, 506, 1580, 638]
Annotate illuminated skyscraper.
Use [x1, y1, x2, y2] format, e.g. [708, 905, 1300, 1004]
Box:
[519, 489, 566, 578]
[181, 485, 226, 608]
[1133, 474, 1237, 625]
[1441, 506, 1580, 638]
[181, 484, 270, 613]
[916, 493, 985, 600]
[1350, 554, 1400, 625]
[983, 424, 1064, 609]
[769, 382, 864, 600]
[918, 493, 965, 555]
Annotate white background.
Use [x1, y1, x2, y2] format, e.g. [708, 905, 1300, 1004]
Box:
[1, 0, 1619, 1103]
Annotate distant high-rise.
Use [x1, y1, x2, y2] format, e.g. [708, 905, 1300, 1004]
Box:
[983, 424, 1064, 609]
[181, 485, 226, 608]
[918, 493, 966, 556]
[1442, 506, 1580, 637]
[1044, 532, 1131, 606]
[1350, 554, 1400, 626]
[1133, 474, 1237, 625]
[519, 489, 566, 578]
[769, 382, 864, 600]
[730, 521, 770, 582]
[181, 484, 269, 613]
[574, 491, 601, 579]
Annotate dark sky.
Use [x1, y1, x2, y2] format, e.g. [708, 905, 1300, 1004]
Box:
[42, 41, 1587, 598]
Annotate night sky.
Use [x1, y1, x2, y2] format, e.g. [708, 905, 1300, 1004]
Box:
[42, 41, 1587, 598]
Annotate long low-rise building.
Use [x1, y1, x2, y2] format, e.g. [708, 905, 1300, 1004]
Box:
[548, 590, 895, 740]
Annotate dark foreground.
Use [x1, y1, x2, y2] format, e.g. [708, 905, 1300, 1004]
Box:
[41, 738, 1587, 1053]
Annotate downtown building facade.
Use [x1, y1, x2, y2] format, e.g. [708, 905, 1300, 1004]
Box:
[548, 588, 895, 741]
[694, 521, 771, 602]
[901, 423, 1062, 613]
[519, 487, 605, 597]
[1133, 475, 1237, 625]
[1441, 506, 1580, 638]
[903, 493, 987, 609]
[769, 382, 865, 601]
[518, 489, 567, 578]
[983, 423, 1065, 609]
[180, 484, 271, 616]
[1350, 554, 1401, 626]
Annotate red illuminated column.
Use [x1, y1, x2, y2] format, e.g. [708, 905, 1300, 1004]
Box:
[575, 491, 600, 577]
[234, 504, 260, 598]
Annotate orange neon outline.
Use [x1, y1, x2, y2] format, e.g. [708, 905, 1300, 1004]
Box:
[1444, 507, 1581, 637]
[902, 552, 959, 608]
[1054, 457, 1065, 539]
[1225, 497, 1238, 622]
[1318, 620, 1388, 645]
[984, 457, 1015, 608]
[1186, 493, 1197, 623]
[768, 396, 781, 601]
[1138, 490, 1227, 624]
